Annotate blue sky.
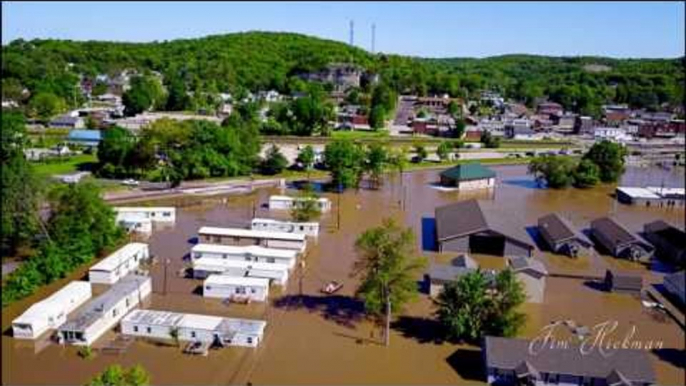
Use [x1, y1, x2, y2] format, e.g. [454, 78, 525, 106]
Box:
[2, 1, 684, 58]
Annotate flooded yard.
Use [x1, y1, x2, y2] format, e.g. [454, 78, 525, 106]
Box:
[2, 164, 684, 385]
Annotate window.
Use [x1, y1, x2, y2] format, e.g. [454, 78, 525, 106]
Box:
[300, 226, 304, 231]
[163, 212, 171, 217]
[222, 254, 227, 259]
[191, 331, 196, 338]
[251, 288, 256, 293]
[147, 327, 151, 333]
[245, 256, 252, 261]
[112, 309, 118, 317]
[126, 298, 130, 307]
[247, 337, 253, 344]
[215, 236, 221, 243]
[133, 326, 139, 332]
[236, 287, 246, 294]
[206, 286, 212, 291]
[267, 258, 275, 263]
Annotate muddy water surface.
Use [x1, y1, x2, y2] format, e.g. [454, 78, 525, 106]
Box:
[3, 165, 684, 385]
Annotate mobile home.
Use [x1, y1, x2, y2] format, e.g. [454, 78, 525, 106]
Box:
[114, 207, 176, 224]
[191, 257, 290, 285]
[120, 309, 267, 347]
[251, 218, 320, 238]
[12, 281, 92, 340]
[190, 243, 298, 269]
[268, 195, 332, 212]
[203, 275, 270, 302]
[57, 274, 152, 346]
[89, 243, 149, 285]
[197, 226, 307, 252]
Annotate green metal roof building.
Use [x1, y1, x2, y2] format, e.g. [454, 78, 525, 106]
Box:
[439, 163, 496, 188]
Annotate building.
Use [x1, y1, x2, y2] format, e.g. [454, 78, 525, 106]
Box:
[120, 309, 266, 347]
[590, 217, 653, 262]
[203, 275, 270, 302]
[12, 281, 92, 340]
[537, 213, 592, 257]
[424, 254, 490, 297]
[268, 195, 332, 212]
[616, 187, 685, 208]
[643, 220, 686, 265]
[57, 274, 152, 346]
[663, 271, 685, 305]
[89, 243, 149, 285]
[198, 226, 307, 252]
[191, 257, 290, 285]
[435, 200, 535, 257]
[439, 163, 496, 190]
[114, 207, 176, 223]
[603, 104, 631, 126]
[53, 171, 92, 184]
[66, 130, 102, 148]
[593, 127, 632, 142]
[508, 257, 548, 303]
[483, 336, 655, 386]
[50, 114, 85, 129]
[575, 115, 593, 134]
[536, 102, 564, 117]
[251, 218, 319, 238]
[604, 269, 643, 295]
[190, 243, 298, 269]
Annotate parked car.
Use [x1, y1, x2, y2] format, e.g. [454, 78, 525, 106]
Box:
[121, 179, 139, 187]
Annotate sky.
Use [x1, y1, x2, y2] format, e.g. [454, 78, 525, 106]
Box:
[2, 1, 684, 58]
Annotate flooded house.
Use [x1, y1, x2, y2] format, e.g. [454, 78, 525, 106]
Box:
[425, 254, 495, 297]
[198, 226, 307, 252]
[438, 163, 496, 190]
[57, 274, 152, 346]
[89, 243, 149, 285]
[203, 275, 270, 302]
[590, 217, 654, 262]
[664, 271, 685, 305]
[251, 218, 320, 237]
[507, 257, 548, 303]
[114, 207, 176, 224]
[604, 269, 643, 295]
[483, 336, 655, 386]
[268, 195, 332, 212]
[190, 243, 298, 269]
[537, 213, 592, 257]
[435, 200, 535, 257]
[643, 220, 686, 266]
[12, 281, 92, 340]
[191, 257, 290, 285]
[120, 309, 267, 348]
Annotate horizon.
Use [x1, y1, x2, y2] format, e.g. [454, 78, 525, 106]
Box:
[2, 1, 684, 59]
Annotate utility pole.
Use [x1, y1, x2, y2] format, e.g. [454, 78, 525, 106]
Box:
[337, 181, 342, 230]
[385, 285, 391, 347]
[163, 258, 170, 295]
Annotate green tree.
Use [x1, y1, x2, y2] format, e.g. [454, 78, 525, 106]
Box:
[323, 139, 365, 190]
[260, 144, 288, 175]
[528, 155, 577, 189]
[123, 75, 166, 116]
[86, 364, 150, 386]
[582, 140, 627, 183]
[364, 143, 388, 189]
[452, 118, 466, 139]
[290, 184, 322, 222]
[413, 144, 428, 163]
[436, 141, 452, 162]
[369, 105, 386, 130]
[352, 218, 427, 346]
[486, 269, 527, 337]
[97, 126, 136, 178]
[480, 131, 501, 148]
[573, 159, 601, 188]
[28, 92, 66, 121]
[296, 145, 316, 170]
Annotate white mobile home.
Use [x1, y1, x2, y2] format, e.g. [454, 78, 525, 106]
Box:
[117, 217, 153, 236]
[251, 218, 320, 238]
[203, 275, 270, 302]
[89, 243, 149, 285]
[192, 257, 290, 285]
[57, 274, 152, 346]
[120, 309, 267, 347]
[12, 281, 92, 340]
[198, 226, 307, 252]
[114, 207, 176, 224]
[269, 195, 332, 212]
[191, 243, 298, 269]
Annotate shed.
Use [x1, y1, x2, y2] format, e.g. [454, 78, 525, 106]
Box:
[591, 217, 653, 261]
[604, 270, 643, 295]
[439, 163, 496, 190]
[537, 213, 592, 257]
[203, 275, 270, 302]
[435, 199, 535, 257]
[643, 220, 686, 266]
[508, 257, 548, 303]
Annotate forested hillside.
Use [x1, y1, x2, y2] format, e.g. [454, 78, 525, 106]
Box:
[2, 31, 684, 115]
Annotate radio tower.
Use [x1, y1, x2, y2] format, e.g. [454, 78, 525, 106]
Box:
[349, 20, 354, 46]
[371, 23, 376, 53]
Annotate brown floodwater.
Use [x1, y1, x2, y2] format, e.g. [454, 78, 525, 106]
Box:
[2, 165, 684, 385]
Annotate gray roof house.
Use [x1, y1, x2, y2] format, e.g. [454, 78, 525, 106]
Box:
[425, 254, 495, 297]
[508, 257, 548, 303]
[537, 213, 592, 257]
[484, 336, 655, 386]
[50, 114, 85, 129]
[643, 220, 686, 266]
[590, 217, 653, 262]
[664, 270, 685, 306]
[604, 269, 643, 295]
[435, 200, 535, 257]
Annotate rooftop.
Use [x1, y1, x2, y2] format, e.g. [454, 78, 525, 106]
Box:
[591, 217, 639, 248]
[251, 218, 319, 227]
[66, 130, 102, 141]
[616, 187, 661, 199]
[664, 271, 685, 299]
[644, 220, 686, 249]
[13, 281, 91, 325]
[204, 275, 270, 287]
[440, 163, 496, 182]
[508, 256, 548, 276]
[192, 243, 298, 259]
[192, 257, 290, 273]
[89, 243, 148, 272]
[538, 213, 591, 245]
[122, 309, 266, 335]
[198, 226, 306, 242]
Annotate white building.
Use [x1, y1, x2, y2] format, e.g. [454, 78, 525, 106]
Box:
[89, 243, 149, 285]
[118, 217, 153, 235]
[12, 281, 92, 340]
[191, 257, 290, 286]
[593, 127, 632, 142]
[114, 207, 176, 224]
[120, 309, 267, 348]
[268, 195, 332, 213]
[251, 218, 320, 238]
[198, 226, 307, 252]
[57, 274, 152, 346]
[191, 243, 298, 269]
[203, 275, 270, 302]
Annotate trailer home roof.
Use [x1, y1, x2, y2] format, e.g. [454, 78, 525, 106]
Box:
[193, 257, 290, 272]
[13, 281, 91, 325]
[89, 243, 147, 272]
[198, 226, 306, 241]
[122, 309, 267, 335]
[192, 243, 298, 259]
[251, 218, 319, 227]
[115, 207, 175, 213]
[204, 275, 270, 287]
[269, 195, 330, 204]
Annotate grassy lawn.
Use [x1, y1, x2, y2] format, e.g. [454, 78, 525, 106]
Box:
[32, 154, 98, 178]
[330, 130, 390, 140]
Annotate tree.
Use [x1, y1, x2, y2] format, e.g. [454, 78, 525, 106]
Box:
[436, 141, 452, 162]
[260, 144, 288, 175]
[480, 131, 501, 148]
[123, 75, 166, 116]
[452, 118, 466, 139]
[573, 159, 601, 188]
[86, 364, 150, 386]
[583, 140, 627, 183]
[369, 105, 386, 130]
[290, 184, 322, 222]
[296, 145, 316, 172]
[413, 144, 428, 163]
[365, 143, 388, 189]
[28, 92, 66, 121]
[323, 139, 365, 190]
[527, 155, 577, 189]
[352, 218, 426, 346]
[97, 126, 136, 178]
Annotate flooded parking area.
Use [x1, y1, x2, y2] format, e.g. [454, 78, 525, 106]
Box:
[3, 164, 684, 385]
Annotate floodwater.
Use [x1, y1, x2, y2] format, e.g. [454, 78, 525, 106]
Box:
[2, 165, 684, 385]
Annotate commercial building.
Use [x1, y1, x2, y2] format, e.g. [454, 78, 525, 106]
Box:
[12, 281, 92, 340]
[251, 218, 320, 238]
[198, 226, 307, 252]
[89, 243, 149, 285]
[190, 243, 298, 269]
[439, 163, 496, 190]
[120, 309, 267, 348]
[203, 275, 270, 302]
